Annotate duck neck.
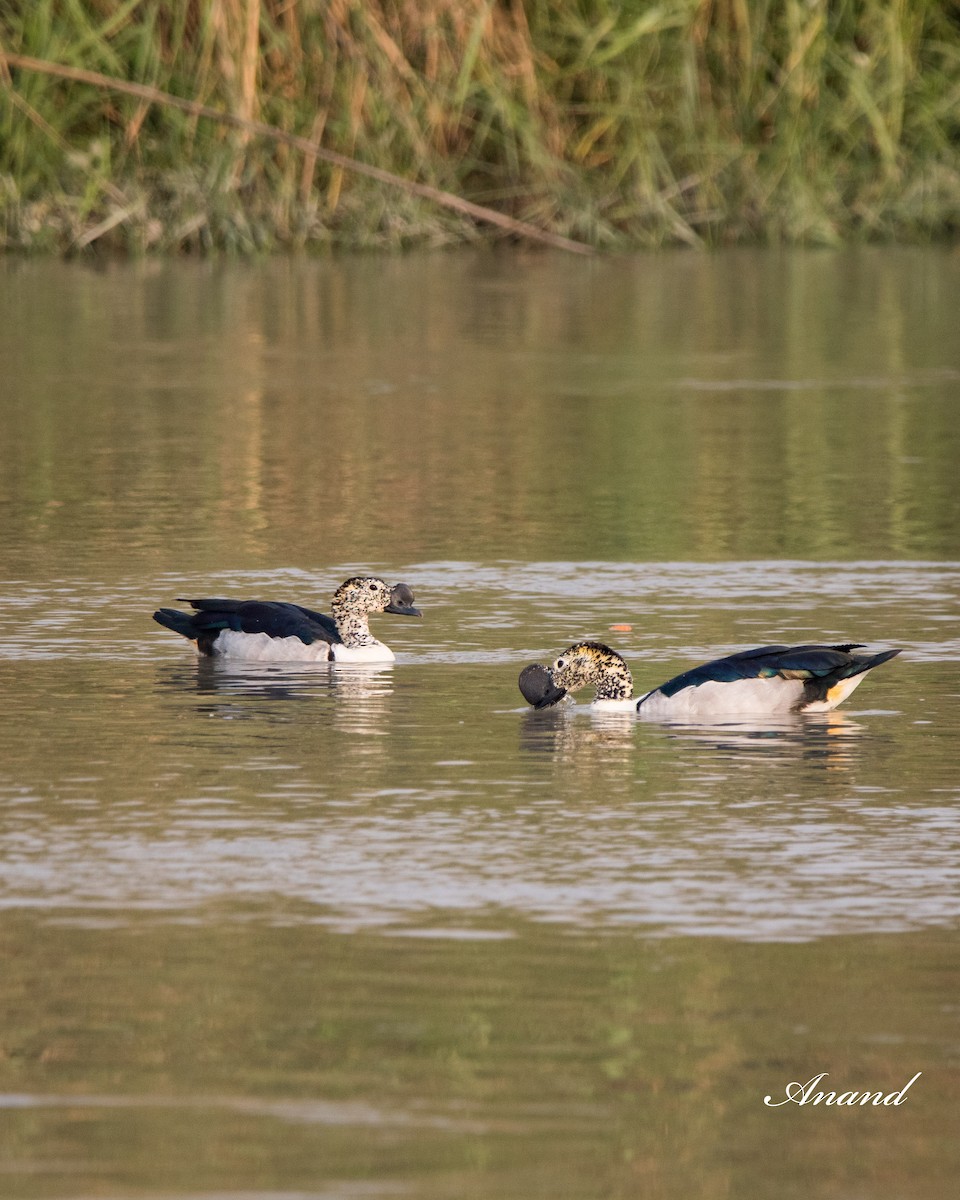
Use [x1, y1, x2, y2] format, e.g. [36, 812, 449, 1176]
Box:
[333, 608, 378, 649]
[593, 654, 634, 702]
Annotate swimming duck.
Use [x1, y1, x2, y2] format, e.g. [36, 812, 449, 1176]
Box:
[519, 640, 900, 719]
[153, 577, 421, 663]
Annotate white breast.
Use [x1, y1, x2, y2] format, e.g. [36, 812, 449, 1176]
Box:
[592, 697, 639, 712]
[329, 641, 395, 664]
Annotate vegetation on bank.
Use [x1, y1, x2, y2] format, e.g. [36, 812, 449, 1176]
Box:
[1, 0, 959, 255]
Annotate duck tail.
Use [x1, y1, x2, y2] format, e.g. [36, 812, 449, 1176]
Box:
[847, 647, 902, 678]
[802, 646, 901, 710]
[152, 607, 195, 640]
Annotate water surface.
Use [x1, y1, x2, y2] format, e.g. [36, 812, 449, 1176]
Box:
[1, 248, 959, 1199]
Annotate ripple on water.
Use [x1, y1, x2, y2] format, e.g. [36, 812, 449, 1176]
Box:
[1, 560, 958, 942]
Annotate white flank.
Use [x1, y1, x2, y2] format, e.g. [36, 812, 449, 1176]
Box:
[636, 676, 806, 720]
[211, 631, 332, 663]
[211, 631, 396, 663]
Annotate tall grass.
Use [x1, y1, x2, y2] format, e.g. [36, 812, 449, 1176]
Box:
[1, 0, 958, 253]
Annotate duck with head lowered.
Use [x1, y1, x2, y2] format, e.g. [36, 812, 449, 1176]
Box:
[154, 576, 421, 663]
[519, 639, 900, 719]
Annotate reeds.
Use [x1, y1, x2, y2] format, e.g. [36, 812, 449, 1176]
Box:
[1, 0, 958, 253]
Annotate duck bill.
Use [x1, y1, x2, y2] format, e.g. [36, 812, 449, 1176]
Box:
[519, 663, 568, 709]
[384, 583, 421, 617]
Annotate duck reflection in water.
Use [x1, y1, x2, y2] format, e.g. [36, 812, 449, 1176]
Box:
[519, 699, 865, 767]
[155, 657, 396, 735]
[519, 703, 638, 767]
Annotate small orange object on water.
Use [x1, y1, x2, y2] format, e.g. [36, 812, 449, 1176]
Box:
[608, 623, 633, 632]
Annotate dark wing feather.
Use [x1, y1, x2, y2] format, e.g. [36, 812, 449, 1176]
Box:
[657, 643, 897, 699]
[164, 599, 340, 646]
[287, 604, 341, 641]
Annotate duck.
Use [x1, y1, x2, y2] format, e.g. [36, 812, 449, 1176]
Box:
[519, 640, 900, 719]
[153, 577, 421, 663]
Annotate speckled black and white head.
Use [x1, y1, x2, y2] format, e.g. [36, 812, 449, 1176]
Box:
[519, 641, 635, 707]
[331, 577, 421, 648]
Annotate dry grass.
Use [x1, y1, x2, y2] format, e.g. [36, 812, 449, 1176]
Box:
[1, 0, 958, 253]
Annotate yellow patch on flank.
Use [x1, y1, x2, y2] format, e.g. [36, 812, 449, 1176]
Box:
[826, 676, 862, 706]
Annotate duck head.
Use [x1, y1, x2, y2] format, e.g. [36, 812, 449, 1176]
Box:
[332, 577, 422, 621]
[519, 641, 634, 707]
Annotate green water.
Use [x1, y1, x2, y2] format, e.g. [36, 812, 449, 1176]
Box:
[1, 248, 959, 1199]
